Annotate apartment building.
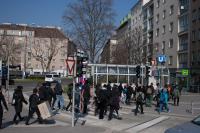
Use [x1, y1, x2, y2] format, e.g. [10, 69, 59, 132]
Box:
[142, 0, 154, 64]
[100, 36, 117, 64]
[153, 0, 178, 75]
[190, 0, 200, 84]
[0, 23, 75, 76]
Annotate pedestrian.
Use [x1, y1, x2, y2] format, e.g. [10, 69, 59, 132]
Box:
[82, 80, 90, 114]
[158, 85, 170, 114]
[50, 83, 57, 109]
[135, 87, 144, 116]
[12, 86, 28, 124]
[66, 83, 73, 111]
[173, 86, 180, 106]
[98, 84, 108, 119]
[54, 81, 65, 110]
[38, 83, 49, 103]
[0, 86, 8, 129]
[146, 83, 154, 107]
[108, 85, 121, 121]
[25, 88, 43, 125]
[94, 84, 101, 116]
[75, 83, 81, 113]
[126, 84, 133, 105]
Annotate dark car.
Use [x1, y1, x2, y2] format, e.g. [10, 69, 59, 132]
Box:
[165, 115, 200, 133]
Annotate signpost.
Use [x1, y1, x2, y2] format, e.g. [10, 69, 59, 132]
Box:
[66, 54, 76, 127]
[157, 55, 167, 87]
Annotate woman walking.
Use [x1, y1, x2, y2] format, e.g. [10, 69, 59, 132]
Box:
[12, 86, 28, 124]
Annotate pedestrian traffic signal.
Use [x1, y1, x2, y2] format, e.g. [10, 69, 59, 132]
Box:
[136, 65, 141, 78]
[146, 66, 151, 77]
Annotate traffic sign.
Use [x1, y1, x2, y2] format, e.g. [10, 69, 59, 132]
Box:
[182, 69, 189, 76]
[66, 57, 75, 76]
[157, 55, 167, 63]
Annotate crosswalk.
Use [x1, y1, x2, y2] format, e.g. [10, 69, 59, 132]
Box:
[11, 91, 173, 132]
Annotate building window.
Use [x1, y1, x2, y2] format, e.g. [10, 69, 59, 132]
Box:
[163, 10, 166, 19]
[169, 22, 173, 32]
[169, 56, 173, 65]
[162, 0, 166, 4]
[198, 8, 200, 20]
[156, 28, 159, 37]
[169, 39, 173, 48]
[156, 0, 160, 8]
[60, 66, 63, 69]
[162, 25, 166, 34]
[198, 29, 200, 40]
[162, 41, 165, 54]
[170, 5, 174, 15]
[156, 14, 159, 23]
[192, 9, 197, 22]
[192, 30, 196, 42]
[52, 66, 55, 70]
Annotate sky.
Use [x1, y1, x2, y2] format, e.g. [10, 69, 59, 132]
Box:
[0, 0, 137, 28]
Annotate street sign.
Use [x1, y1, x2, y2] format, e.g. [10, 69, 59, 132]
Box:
[66, 57, 75, 76]
[182, 69, 189, 76]
[157, 55, 167, 63]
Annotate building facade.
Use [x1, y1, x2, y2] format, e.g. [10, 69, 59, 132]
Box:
[153, 0, 178, 74]
[189, 0, 200, 84]
[0, 23, 75, 76]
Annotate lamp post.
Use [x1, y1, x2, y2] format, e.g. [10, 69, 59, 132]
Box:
[23, 25, 27, 79]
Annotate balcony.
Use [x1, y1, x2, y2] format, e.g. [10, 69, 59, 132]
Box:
[179, 25, 188, 33]
[178, 43, 188, 52]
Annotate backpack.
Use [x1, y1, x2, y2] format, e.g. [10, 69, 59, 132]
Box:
[137, 92, 143, 103]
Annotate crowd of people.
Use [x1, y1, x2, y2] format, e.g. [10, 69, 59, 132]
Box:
[0, 79, 182, 129]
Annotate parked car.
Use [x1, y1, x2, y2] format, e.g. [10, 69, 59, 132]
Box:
[45, 74, 61, 83]
[165, 115, 200, 133]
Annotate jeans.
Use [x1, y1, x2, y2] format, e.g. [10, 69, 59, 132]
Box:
[54, 95, 64, 109]
[159, 102, 169, 113]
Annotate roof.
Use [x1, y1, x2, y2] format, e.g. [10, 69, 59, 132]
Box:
[0, 24, 67, 39]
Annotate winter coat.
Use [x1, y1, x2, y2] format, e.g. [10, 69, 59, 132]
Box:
[12, 91, 27, 113]
[29, 94, 40, 109]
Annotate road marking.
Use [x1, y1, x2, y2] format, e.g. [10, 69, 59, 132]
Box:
[125, 116, 169, 133]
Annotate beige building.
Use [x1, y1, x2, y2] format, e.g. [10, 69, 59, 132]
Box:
[0, 23, 75, 76]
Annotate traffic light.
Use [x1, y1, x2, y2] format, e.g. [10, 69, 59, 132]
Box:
[82, 57, 88, 74]
[136, 65, 141, 78]
[76, 59, 83, 77]
[146, 66, 151, 77]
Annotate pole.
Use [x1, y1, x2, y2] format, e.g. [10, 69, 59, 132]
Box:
[23, 27, 27, 79]
[6, 56, 10, 103]
[72, 52, 76, 127]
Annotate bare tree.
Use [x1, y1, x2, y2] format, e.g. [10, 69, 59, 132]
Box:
[0, 33, 21, 65]
[63, 0, 115, 63]
[32, 37, 61, 73]
[128, 26, 143, 65]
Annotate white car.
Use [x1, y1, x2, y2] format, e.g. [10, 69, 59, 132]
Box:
[45, 74, 61, 83]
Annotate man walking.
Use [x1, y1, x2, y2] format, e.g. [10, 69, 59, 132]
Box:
[26, 88, 43, 125]
[135, 87, 144, 116]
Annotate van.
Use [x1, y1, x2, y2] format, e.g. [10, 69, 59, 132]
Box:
[45, 74, 61, 83]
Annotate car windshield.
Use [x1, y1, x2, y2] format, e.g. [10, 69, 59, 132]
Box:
[46, 75, 52, 78]
[53, 75, 59, 78]
[192, 116, 200, 126]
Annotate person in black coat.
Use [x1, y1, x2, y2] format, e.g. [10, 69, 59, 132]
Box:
[26, 88, 43, 125]
[108, 85, 121, 121]
[0, 86, 8, 129]
[98, 84, 108, 119]
[82, 80, 90, 114]
[12, 86, 28, 124]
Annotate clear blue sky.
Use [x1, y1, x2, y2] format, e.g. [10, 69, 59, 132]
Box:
[0, 0, 137, 27]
